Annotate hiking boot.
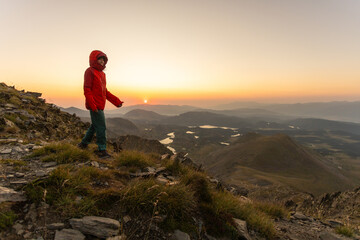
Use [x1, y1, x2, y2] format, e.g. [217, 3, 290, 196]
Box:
[97, 150, 112, 159]
[77, 142, 88, 149]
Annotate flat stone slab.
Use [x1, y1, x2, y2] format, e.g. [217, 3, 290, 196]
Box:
[171, 230, 190, 240]
[55, 229, 85, 240]
[0, 186, 26, 203]
[0, 148, 12, 154]
[70, 216, 120, 239]
[233, 218, 252, 240]
[47, 223, 65, 230]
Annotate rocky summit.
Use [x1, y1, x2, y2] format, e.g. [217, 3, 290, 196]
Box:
[0, 83, 359, 240]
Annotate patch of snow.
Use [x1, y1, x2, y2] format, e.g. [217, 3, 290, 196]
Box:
[167, 132, 175, 138]
[160, 138, 173, 144]
[167, 146, 176, 154]
[199, 125, 219, 129]
[220, 142, 230, 146]
[194, 136, 199, 139]
[220, 127, 238, 131]
[288, 125, 295, 129]
[188, 126, 196, 128]
[186, 131, 195, 134]
[231, 133, 242, 137]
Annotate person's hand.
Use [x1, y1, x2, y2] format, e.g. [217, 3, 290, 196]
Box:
[118, 102, 123, 108]
[93, 109, 98, 113]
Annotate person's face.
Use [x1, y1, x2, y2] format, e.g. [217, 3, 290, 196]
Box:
[97, 57, 105, 66]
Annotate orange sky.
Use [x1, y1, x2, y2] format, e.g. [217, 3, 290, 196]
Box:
[1, 0, 360, 109]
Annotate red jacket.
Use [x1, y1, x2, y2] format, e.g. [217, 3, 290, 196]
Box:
[84, 50, 123, 111]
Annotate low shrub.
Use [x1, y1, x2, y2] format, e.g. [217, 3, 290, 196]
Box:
[0, 203, 17, 231]
[335, 225, 354, 237]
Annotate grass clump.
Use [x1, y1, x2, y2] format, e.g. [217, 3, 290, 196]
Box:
[114, 150, 157, 169]
[181, 170, 212, 203]
[164, 158, 188, 176]
[119, 178, 195, 217]
[118, 178, 196, 233]
[27, 143, 91, 164]
[4, 114, 18, 124]
[0, 203, 17, 231]
[24, 165, 101, 217]
[0, 159, 27, 166]
[253, 201, 289, 219]
[209, 190, 277, 239]
[335, 225, 354, 237]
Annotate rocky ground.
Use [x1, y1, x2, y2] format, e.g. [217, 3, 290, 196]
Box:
[0, 83, 359, 239]
[1, 144, 357, 240]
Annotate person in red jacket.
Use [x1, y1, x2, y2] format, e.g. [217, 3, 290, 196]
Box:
[78, 50, 123, 158]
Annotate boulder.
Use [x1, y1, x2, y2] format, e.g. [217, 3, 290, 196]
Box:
[70, 216, 120, 239]
[54, 229, 85, 240]
[106, 235, 127, 240]
[171, 230, 190, 240]
[233, 218, 251, 240]
[0, 186, 26, 203]
[291, 212, 312, 221]
[319, 232, 343, 240]
[47, 223, 65, 230]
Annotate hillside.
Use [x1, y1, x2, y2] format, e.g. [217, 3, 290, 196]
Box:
[123, 109, 167, 122]
[212, 101, 360, 123]
[1, 83, 358, 239]
[196, 133, 354, 195]
[106, 104, 202, 116]
[0, 83, 87, 142]
[286, 118, 360, 135]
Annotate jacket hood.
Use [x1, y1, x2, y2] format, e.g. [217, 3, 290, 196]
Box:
[89, 50, 108, 71]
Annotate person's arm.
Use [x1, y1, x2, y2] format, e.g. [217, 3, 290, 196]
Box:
[106, 89, 123, 107]
[84, 69, 97, 111]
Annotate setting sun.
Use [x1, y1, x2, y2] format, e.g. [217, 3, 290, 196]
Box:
[144, 99, 148, 104]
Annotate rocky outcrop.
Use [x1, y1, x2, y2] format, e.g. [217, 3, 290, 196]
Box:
[0, 82, 88, 142]
[299, 187, 360, 231]
[110, 135, 172, 155]
[233, 218, 251, 240]
[0, 186, 26, 203]
[70, 216, 120, 239]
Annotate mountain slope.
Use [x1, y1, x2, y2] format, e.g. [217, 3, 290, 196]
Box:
[197, 133, 353, 195]
[123, 109, 167, 122]
[286, 118, 360, 135]
[0, 83, 87, 141]
[106, 104, 202, 116]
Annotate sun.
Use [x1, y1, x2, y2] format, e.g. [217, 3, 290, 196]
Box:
[144, 99, 148, 104]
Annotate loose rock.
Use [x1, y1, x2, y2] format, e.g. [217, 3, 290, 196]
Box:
[70, 216, 120, 239]
[55, 229, 85, 240]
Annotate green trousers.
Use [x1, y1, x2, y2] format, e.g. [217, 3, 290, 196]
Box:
[81, 110, 107, 151]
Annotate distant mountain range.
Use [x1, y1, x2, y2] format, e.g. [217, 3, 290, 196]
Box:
[62, 101, 360, 123]
[214, 101, 360, 123]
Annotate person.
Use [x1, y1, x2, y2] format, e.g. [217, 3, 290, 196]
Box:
[78, 50, 123, 158]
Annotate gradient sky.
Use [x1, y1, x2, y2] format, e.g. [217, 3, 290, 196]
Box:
[1, 0, 360, 108]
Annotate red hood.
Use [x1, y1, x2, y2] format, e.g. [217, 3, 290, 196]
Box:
[89, 50, 108, 71]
